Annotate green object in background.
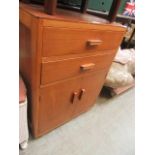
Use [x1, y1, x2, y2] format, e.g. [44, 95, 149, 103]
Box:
[88, 0, 128, 14]
[61, 0, 128, 14]
[31, 0, 128, 14]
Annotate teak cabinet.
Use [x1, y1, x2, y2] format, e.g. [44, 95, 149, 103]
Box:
[19, 3, 126, 138]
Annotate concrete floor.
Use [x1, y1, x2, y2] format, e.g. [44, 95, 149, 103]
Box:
[20, 88, 135, 155]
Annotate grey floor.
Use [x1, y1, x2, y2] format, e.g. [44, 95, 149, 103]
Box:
[20, 88, 135, 155]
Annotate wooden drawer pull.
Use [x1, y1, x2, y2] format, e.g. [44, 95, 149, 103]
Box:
[71, 92, 78, 104]
[87, 40, 102, 46]
[80, 63, 95, 71]
[79, 89, 86, 100]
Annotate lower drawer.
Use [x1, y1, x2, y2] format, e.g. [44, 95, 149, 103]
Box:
[41, 52, 115, 85]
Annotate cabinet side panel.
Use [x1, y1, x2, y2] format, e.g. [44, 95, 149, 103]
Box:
[19, 21, 41, 137]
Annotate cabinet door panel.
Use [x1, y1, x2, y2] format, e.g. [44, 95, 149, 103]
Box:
[73, 71, 107, 116]
[38, 70, 107, 135]
[38, 82, 76, 134]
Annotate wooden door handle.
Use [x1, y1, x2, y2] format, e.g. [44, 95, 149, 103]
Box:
[71, 92, 78, 104]
[87, 40, 102, 46]
[80, 63, 95, 71]
[79, 89, 86, 100]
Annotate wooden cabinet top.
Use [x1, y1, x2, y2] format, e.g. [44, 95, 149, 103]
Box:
[20, 2, 126, 31]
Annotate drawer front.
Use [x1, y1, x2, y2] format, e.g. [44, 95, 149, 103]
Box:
[42, 27, 124, 57]
[38, 70, 107, 134]
[41, 52, 115, 85]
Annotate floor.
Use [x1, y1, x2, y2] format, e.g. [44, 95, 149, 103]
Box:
[20, 88, 135, 155]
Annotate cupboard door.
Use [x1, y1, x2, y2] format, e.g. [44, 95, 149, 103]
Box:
[73, 70, 107, 117]
[38, 70, 107, 135]
[38, 83, 77, 134]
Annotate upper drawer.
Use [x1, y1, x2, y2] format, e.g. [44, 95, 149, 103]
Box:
[41, 52, 115, 85]
[42, 27, 124, 57]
